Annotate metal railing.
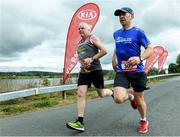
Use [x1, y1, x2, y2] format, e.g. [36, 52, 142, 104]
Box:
[0, 73, 179, 102]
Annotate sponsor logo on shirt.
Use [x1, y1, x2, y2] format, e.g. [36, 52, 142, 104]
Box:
[116, 37, 132, 44]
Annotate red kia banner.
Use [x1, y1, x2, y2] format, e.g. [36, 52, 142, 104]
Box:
[145, 46, 164, 74]
[63, 3, 100, 82]
[158, 49, 168, 73]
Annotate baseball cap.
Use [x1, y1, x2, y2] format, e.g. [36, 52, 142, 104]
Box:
[114, 7, 134, 16]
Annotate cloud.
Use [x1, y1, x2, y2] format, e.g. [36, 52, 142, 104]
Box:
[139, 0, 180, 36]
[0, 0, 67, 57]
[151, 28, 180, 66]
[0, 0, 180, 72]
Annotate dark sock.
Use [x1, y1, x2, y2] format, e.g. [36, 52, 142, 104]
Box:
[111, 94, 114, 98]
[78, 117, 84, 124]
[111, 89, 114, 98]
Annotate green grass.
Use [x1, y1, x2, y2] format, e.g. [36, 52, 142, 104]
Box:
[33, 99, 58, 108]
[0, 87, 99, 117]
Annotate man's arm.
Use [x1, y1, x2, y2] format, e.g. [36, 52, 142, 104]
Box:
[112, 48, 117, 71]
[128, 45, 153, 66]
[83, 35, 107, 64]
[140, 45, 153, 61]
[90, 35, 107, 60]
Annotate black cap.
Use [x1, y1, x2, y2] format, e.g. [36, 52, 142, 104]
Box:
[114, 7, 134, 16]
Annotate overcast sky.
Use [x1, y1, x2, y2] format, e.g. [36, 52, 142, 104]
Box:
[0, 0, 180, 72]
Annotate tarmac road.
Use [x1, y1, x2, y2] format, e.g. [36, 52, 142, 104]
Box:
[0, 76, 180, 136]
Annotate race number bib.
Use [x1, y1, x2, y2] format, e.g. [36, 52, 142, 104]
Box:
[80, 61, 93, 73]
[121, 61, 137, 72]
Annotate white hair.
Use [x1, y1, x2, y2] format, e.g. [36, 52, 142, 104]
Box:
[79, 22, 92, 30]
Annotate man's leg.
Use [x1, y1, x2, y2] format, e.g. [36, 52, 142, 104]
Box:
[134, 91, 148, 133]
[96, 87, 135, 106]
[77, 85, 88, 117]
[66, 85, 87, 131]
[130, 72, 148, 133]
[113, 87, 130, 104]
[135, 92, 147, 119]
[113, 72, 135, 104]
[127, 88, 137, 109]
[96, 88, 113, 97]
[91, 70, 113, 97]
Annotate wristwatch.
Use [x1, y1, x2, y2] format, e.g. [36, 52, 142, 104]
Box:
[92, 56, 95, 61]
[92, 56, 97, 61]
[139, 56, 144, 62]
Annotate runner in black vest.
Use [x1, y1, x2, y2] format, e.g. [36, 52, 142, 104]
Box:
[66, 22, 113, 131]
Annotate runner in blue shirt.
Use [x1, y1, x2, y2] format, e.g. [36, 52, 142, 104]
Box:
[112, 7, 153, 133]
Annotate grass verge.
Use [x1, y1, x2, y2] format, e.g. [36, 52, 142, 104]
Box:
[0, 86, 101, 118]
[0, 78, 167, 118]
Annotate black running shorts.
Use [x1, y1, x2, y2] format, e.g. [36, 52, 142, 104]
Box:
[78, 70, 104, 89]
[113, 72, 147, 92]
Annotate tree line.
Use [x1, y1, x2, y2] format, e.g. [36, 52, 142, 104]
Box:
[168, 54, 180, 73]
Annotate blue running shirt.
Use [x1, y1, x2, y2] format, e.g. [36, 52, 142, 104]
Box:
[113, 27, 150, 72]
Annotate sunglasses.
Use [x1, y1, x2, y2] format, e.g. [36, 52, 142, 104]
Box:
[78, 27, 85, 30]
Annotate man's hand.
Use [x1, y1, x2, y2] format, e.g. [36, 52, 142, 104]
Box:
[127, 56, 141, 66]
[83, 57, 93, 64]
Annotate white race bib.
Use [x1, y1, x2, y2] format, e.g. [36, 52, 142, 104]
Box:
[121, 61, 137, 72]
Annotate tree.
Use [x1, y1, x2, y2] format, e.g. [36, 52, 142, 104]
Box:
[176, 54, 180, 66]
[176, 54, 180, 72]
[147, 67, 158, 76]
[168, 54, 180, 73]
[168, 63, 177, 73]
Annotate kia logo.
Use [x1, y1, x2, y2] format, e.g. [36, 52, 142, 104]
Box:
[78, 10, 97, 20]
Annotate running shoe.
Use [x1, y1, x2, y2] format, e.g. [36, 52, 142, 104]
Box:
[128, 88, 137, 109]
[138, 120, 149, 133]
[66, 120, 85, 131]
